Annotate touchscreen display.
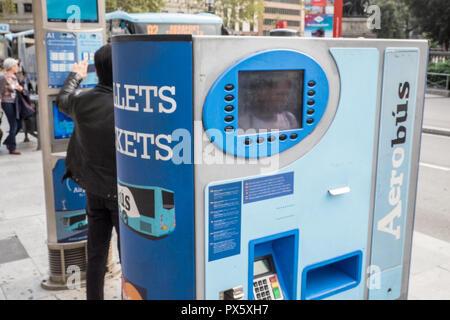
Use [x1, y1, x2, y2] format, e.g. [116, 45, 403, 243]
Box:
[53, 103, 74, 140]
[47, 0, 99, 23]
[238, 70, 304, 133]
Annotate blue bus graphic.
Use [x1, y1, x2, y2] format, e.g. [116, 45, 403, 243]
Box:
[118, 182, 175, 240]
[62, 211, 87, 232]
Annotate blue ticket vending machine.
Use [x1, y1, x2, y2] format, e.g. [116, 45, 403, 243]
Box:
[112, 35, 428, 300]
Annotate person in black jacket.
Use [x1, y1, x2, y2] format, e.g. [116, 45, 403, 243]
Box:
[56, 44, 119, 300]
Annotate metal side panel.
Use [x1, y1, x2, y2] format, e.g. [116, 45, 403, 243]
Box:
[369, 48, 422, 300]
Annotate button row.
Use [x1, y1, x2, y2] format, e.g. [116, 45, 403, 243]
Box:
[241, 133, 300, 145]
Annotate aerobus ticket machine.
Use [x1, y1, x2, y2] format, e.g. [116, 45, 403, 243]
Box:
[33, 0, 107, 287]
[112, 35, 428, 300]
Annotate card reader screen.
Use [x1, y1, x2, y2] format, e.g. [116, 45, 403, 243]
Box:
[238, 70, 304, 133]
[53, 103, 74, 140]
[47, 0, 99, 23]
[254, 258, 272, 277]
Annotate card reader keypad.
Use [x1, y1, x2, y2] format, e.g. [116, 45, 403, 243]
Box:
[253, 275, 284, 300]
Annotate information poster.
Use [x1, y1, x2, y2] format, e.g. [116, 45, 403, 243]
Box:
[46, 31, 76, 88]
[305, 14, 334, 38]
[76, 32, 103, 88]
[46, 31, 103, 89]
[208, 182, 242, 262]
[305, 0, 338, 38]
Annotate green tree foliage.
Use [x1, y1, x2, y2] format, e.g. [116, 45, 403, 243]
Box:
[371, 0, 414, 39]
[405, 0, 450, 50]
[0, 0, 16, 16]
[105, 0, 164, 13]
[191, 0, 264, 33]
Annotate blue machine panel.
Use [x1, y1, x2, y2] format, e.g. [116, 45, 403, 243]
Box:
[369, 48, 420, 300]
[204, 48, 379, 300]
[52, 159, 86, 212]
[203, 50, 329, 158]
[112, 36, 195, 300]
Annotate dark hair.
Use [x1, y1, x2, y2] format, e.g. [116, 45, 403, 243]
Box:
[95, 44, 113, 87]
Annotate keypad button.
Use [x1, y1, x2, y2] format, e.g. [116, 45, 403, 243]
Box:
[307, 108, 315, 115]
[290, 133, 298, 140]
[257, 293, 261, 299]
[225, 115, 234, 122]
[225, 95, 234, 102]
[269, 276, 277, 282]
[258, 281, 262, 286]
[279, 134, 287, 141]
[255, 287, 259, 293]
[225, 126, 234, 133]
[264, 285, 268, 290]
[263, 279, 267, 284]
[307, 118, 314, 124]
[225, 84, 234, 91]
[224, 105, 234, 112]
[308, 80, 316, 87]
[307, 99, 315, 106]
[273, 287, 282, 299]
[308, 90, 315, 97]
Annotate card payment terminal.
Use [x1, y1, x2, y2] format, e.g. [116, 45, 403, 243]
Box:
[253, 255, 284, 300]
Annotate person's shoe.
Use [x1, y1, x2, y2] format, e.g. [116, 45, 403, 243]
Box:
[9, 149, 21, 155]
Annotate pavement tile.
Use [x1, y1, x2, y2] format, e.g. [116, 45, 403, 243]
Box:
[408, 266, 450, 300]
[0, 258, 40, 286]
[30, 253, 49, 277]
[0, 236, 29, 264]
[0, 258, 48, 300]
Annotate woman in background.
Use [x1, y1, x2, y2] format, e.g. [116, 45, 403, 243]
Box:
[0, 58, 24, 155]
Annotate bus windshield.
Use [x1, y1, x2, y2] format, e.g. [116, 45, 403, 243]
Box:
[162, 191, 175, 210]
[63, 214, 86, 226]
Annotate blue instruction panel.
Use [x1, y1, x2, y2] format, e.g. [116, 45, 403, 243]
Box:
[243, 172, 294, 204]
[208, 182, 242, 262]
[46, 31, 103, 89]
[46, 31, 76, 88]
[77, 32, 103, 88]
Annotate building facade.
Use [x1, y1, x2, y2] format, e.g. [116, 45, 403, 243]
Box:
[260, 0, 304, 36]
[0, 0, 33, 33]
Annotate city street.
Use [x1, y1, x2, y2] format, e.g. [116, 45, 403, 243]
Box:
[417, 133, 450, 242]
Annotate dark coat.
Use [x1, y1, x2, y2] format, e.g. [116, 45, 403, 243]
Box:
[56, 72, 117, 200]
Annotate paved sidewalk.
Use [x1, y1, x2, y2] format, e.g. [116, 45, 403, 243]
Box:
[0, 125, 449, 300]
[0, 124, 121, 300]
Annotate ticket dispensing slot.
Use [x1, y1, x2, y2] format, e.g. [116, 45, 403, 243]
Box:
[248, 230, 299, 300]
[301, 251, 362, 300]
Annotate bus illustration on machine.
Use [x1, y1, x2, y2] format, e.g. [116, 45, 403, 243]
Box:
[62, 211, 87, 232]
[118, 182, 175, 240]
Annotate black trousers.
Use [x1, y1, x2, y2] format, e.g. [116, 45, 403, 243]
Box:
[86, 192, 120, 300]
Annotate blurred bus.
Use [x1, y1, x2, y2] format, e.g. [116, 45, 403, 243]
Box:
[106, 11, 228, 38]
